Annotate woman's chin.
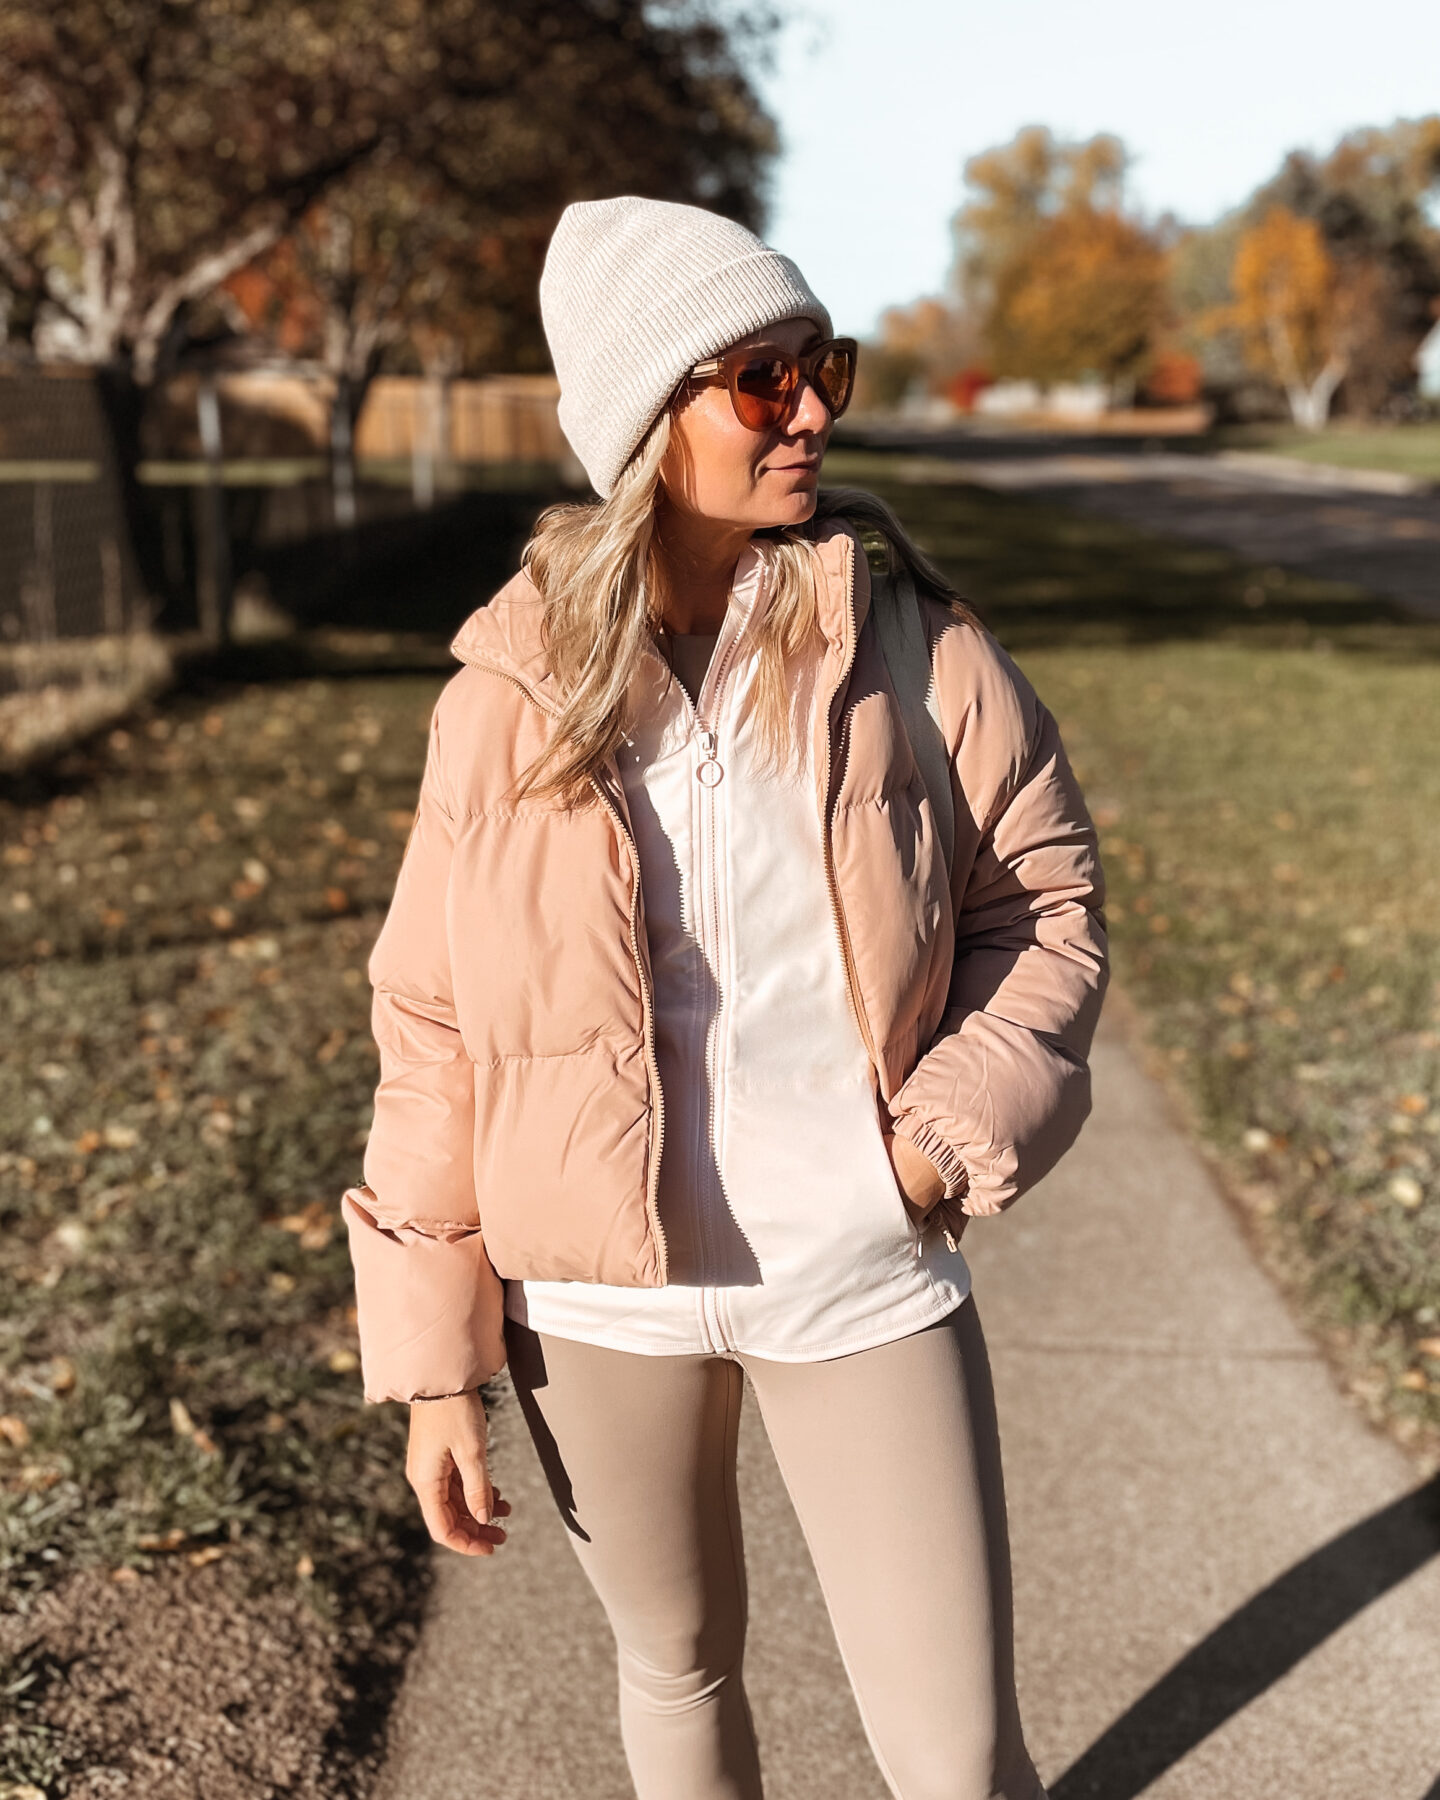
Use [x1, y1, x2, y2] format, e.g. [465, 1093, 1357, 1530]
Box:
[761, 484, 819, 527]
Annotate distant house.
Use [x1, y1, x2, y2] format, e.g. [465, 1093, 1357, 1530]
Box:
[1417, 321, 1440, 401]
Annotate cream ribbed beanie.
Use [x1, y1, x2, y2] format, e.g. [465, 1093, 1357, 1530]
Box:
[540, 196, 832, 497]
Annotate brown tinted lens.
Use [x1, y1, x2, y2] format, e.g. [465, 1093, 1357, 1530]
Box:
[730, 355, 792, 429]
[813, 344, 855, 417]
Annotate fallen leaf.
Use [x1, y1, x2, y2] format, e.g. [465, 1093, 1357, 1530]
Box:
[1415, 1336, 1440, 1359]
[169, 1397, 197, 1439]
[103, 1122, 138, 1149]
[279, 1199, 331, 1235]
[110, 1567, 141, 1586]
[187, 1545, 225, 1567]
[295, 1553, 315, 1579]
[327, 1349, 359, 1374]
[0, 1414, 31, 1449]
[1398, 1093, 1430, 1116]
[1398, 1370, 1429, 1392]
[49, 1356, 76, 1395]
[137, 1527, 188, 1552]
[1388, 1173, 1425, 1209]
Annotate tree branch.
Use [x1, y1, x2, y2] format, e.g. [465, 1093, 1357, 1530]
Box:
[132, 217, 284, 381]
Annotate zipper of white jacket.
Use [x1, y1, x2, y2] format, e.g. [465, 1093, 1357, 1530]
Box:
[655, 593, 757, 1324]
[461, 663, 670, 1286]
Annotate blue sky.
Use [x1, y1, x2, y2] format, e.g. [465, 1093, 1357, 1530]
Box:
[750, 0, 1440, 337]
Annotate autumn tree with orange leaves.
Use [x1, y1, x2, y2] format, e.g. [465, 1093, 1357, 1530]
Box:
[1228, 207, 1365, 428]
[953, 127, 1169, 395]
[985, 207, 1169, 389]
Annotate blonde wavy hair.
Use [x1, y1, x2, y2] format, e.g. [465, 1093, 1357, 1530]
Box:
[514, 405, 976, 805]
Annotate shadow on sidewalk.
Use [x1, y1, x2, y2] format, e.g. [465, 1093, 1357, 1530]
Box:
[1053, 1474, 1440, 1800]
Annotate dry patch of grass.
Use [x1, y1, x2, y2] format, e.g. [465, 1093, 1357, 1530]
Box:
[0, 664, 449, 1793]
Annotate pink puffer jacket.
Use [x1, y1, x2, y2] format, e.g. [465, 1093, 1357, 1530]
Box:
[342, 518, 1109, 1402]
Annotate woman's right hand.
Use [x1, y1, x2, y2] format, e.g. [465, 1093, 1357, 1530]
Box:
[406, 1390, 512, 1556]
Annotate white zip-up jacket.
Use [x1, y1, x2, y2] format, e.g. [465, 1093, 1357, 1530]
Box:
[504, 544, 971, 1358]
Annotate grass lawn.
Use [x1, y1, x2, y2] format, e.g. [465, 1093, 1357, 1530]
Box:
[0, 656, 451, 1795]
[1212, 419, 1440, 483]
[829, 450, 1440, 1463]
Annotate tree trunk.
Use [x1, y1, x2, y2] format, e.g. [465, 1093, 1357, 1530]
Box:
[92, 360, 170, 606]
[1285, 355, 1347, 431]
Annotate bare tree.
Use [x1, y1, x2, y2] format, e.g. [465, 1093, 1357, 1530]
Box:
[0, 0, 778, 563]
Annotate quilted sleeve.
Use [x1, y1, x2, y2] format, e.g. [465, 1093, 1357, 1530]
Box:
[340, 696, 507, 1401]
[889, 632, 1109, 1215]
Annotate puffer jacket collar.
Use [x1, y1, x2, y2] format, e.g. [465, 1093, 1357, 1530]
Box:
[447, 517, 872, 705]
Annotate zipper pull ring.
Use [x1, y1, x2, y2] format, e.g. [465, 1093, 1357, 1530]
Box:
[695, 725, 724, 786]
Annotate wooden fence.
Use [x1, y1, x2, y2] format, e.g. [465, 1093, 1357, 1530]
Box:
[146, 369, 569, 466]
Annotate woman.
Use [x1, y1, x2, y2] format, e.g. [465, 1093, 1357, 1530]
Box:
[342, 197, 1108, 1800]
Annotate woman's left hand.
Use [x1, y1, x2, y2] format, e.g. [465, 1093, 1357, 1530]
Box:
[883, 1130, 946, 1218]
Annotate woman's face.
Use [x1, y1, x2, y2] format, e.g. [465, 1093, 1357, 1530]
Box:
[659, 316, 834, 534]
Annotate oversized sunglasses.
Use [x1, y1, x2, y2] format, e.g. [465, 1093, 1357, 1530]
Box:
[683, 336, 859, 431]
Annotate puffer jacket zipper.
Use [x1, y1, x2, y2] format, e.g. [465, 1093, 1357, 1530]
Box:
[817, 536, 876, 1067]
[816, 547, 952, 1255]
[457, 661, 670, 1284]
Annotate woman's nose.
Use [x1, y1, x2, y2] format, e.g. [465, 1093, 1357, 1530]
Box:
[785, 377, 832, 435]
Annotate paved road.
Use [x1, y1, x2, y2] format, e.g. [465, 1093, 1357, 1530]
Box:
[372, 999, 1440, 1800]
[841, 427, 1440, 620]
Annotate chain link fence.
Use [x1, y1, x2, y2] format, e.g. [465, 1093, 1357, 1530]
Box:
[0, 369, 165, 770]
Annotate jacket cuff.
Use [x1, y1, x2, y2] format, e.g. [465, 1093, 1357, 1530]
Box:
[890, 1115, 972, 1206]
[342, 1186, 508, 1404]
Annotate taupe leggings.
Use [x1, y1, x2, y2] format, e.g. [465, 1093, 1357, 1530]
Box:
[505, 1297, 1046, 1800]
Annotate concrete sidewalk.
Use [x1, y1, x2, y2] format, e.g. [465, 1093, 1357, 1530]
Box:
[373, 1004, 1440, 1800]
